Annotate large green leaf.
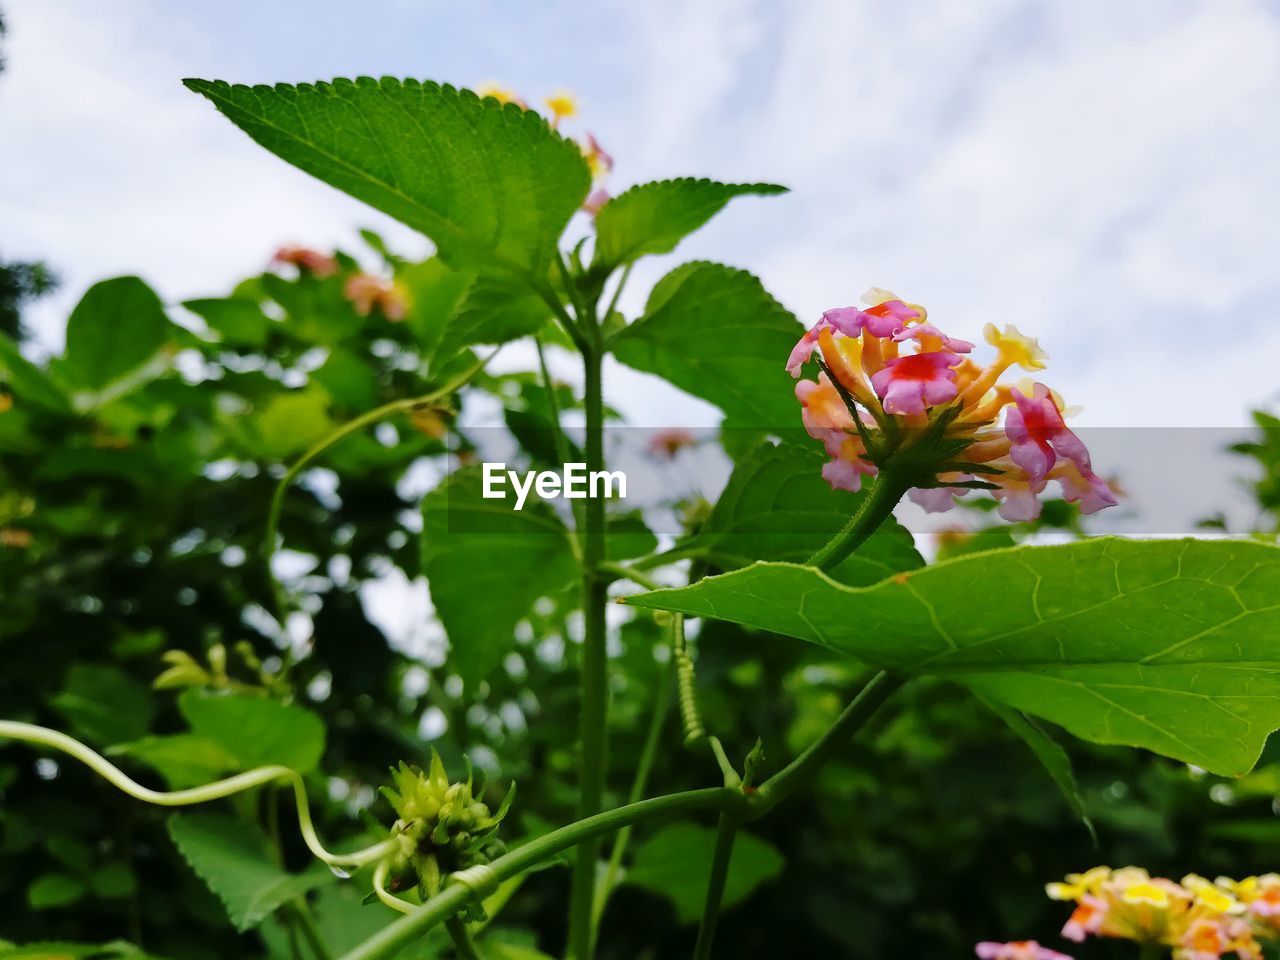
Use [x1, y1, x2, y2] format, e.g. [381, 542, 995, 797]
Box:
[622, 822, 783, 924]
[684, 442, 921, 586]
[185, 78, 591, 277]
[58, 277, 172, 401]
[421, 468, 577, 684]
[177, 691, 326, 773]
[626, 538, 1280, 776]
[593, 179, 786, 269]
[611, 262, 804, 431]
[167, 813, 332, 931]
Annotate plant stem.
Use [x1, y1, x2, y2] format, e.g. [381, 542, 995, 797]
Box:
[567, 339, 609, 960]
[599, 560, 663, 591]
[339, 788, 738, 960]
[0, 721, 395, 869]
[804, 468, 910, 572]
[750, 671, 904, 816]
[690, 811, 739, 960]
[445, 917, 487, 960]
[263, 349, 497, 619]
[293, 901, 336, 960]
[592, 660, 674, 936]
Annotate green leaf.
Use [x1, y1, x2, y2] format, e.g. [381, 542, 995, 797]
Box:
[623, 822, 784, 924]
[50, 663, 154, 746]
[242, 386, 334, 459]
[167, 813, 332, 931]
[26, 873, 86, 909]
[421, 468, 577, 683]
[0, 943, 167, 960]
[436, 274, 551, 364]
[178, 691, 326, 773]
[612, 262, 804, 431]
[184, 78, 591, 277]
[108, 734, 240, 789]
[626, 538, 1280, 776]
[980, 698, 1095, 841]
[183, 297, 272, 347]
[686, 442, 921, 586]
[593, 179, 787, 269]
[58, 277, 172, 398]
[0, 333, 70, 414]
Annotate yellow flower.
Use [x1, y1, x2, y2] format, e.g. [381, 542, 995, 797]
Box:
[984, 322, 1048, 372]
[1182, 874, 1240, 914]
[475, 82, 522, 106]
[544, 89, 579, 123]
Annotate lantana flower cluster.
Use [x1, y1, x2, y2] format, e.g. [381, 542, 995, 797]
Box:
[1043, 865, 1280, 959]
[269, 246, 410, 321]
[787, 288, 1117, 522]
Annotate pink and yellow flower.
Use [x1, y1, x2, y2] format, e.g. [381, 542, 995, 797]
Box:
[786, 287, 1116, 518]
[975, 941, 1073, 960]
[270, 245, 338, 279]
[1045, 867, 1262, 960]
[343, 273, 409, 322]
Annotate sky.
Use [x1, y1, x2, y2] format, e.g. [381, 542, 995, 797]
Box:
[4, 0, 1279, 650]
[5, 0, 1280, 430]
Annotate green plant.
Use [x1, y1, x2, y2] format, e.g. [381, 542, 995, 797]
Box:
[2, 76, 1279, 960]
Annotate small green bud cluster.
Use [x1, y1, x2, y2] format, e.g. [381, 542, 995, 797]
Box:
[153, 642, 288, 697]
[381, 752, 514, 911]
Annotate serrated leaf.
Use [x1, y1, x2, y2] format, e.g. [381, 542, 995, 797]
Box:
[178, 691, 326, 773]
[433, 273, 551, 365]
[626, 538, 1280, 776]
[611, 262, 804, 432]
[685, 442, 921, 585]
[593, 179, 786, 268]
[623, 822, 783, 924]
[185, 78, 590, 278]
[421, 468, 577, 684]
[57, 277, 172, 402]
[167, 813, 332, 931]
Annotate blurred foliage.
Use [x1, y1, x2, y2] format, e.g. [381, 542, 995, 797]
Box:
[2, 235, 1280, 959]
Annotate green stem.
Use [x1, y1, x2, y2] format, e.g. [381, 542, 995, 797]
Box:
[445, 917, 487, 960]
[1139, 943, 1162, 960]
[750, 671, 904, 816]
[804, 468, 910, 572]
[339, 788, 738, 960]
[293, 901, 336, 960]
[0, 721, 395, 869]
[690, 811, 739, 960]
[592, 659, 674, 936]
[601, 263, 633, 333]
[263, 349, 496, 619]
[599, 561, 663, 591]
[567, 340, 609, 960]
